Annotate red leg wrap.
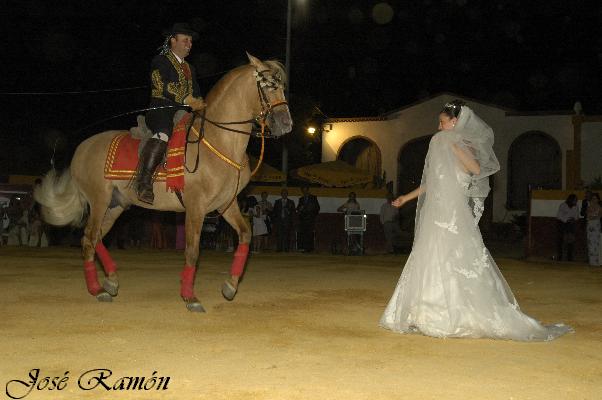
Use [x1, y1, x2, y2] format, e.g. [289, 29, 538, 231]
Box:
[230, 243, 250, 277]
[84, 261, 102, 296]
[180, 265, 196, 299]
[95, 242, 117, 275]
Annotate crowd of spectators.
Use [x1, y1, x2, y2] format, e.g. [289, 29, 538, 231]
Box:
[1, 184, 48, 248]
[555, 190, 601, 266]
[2, 184, 406, 255]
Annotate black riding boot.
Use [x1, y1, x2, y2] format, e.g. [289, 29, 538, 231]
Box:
[135, 138, 167, 205]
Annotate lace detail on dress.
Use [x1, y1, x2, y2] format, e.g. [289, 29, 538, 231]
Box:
[435, 210, 458, 234]
[472, 198, 484, 225]
[472, 247, 491, 272]
[453, 265, 478, 279]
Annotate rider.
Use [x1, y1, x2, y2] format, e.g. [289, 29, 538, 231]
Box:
[136, 22, 207, 204]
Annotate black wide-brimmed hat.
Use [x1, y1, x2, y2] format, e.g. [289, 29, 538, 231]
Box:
[162, 23, 198, 40]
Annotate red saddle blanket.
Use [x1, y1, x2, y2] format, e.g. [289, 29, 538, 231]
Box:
[104, 114, 190, 191]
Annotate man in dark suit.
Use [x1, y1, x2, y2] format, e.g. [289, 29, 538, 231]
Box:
[272, 188, 296, 252]
[136, 22, 207, 204]
[297, 186, 320, 252]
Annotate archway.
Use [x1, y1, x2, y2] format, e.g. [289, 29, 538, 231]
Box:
[507, 131, 561, 210]
[397, 135, 432, 196]
[337, 136, 382, 180]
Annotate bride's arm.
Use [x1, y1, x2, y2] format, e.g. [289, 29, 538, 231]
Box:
[452, 143, 481, 175]
[392, 186, 424, 208]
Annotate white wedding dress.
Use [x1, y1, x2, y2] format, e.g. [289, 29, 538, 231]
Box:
[380, 109, 572, 341]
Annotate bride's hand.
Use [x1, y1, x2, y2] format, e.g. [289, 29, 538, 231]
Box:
[392, 195, 406, 208]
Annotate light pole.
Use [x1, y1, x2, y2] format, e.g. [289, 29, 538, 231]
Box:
[282, 0, 293, 182]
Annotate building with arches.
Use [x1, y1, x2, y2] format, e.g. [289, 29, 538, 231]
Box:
[321, 93, 602, 223]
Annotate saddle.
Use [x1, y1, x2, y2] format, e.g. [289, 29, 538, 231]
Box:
[104, 111, 191, 191]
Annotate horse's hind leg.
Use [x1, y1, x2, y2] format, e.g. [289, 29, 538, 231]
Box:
[81, 199, 114, 302]
[220, 202, 251, 301]
[96, 205, 126, 296]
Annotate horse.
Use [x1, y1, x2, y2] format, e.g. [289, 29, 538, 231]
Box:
[34, 53, 292, 312]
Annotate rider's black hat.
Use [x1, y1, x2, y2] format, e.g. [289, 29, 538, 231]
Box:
[162, 23, 198, 40]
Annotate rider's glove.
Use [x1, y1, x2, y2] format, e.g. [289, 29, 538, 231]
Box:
[184, 95, 207, 111]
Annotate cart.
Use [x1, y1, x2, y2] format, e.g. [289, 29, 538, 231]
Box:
[344, 210, 366, 256]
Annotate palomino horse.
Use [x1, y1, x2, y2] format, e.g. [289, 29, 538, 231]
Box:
[34, 54, 292, 312]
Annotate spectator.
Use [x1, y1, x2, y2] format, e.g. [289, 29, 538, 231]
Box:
[27, 203, 48, 247]
[257, 191, 273, 250]
[337, 192, 363, 255]
[586, 193, 601, 266]
[556, 194, 579, 261]
[337, 192, 361, 214]
[580, 189, 593, 219]
[219, 215, 236, 252]
[240, 196, 254, 238]
[1, 204, 9, 246]
[6, 196, 29, 246]
[201, 212, 220, 250]
[249, 196, 268, 253]
[272, 188, 296, 252]
[28, 179, 48, 247]
[296, 186, 320, 252]
[380, 192, 402, 254]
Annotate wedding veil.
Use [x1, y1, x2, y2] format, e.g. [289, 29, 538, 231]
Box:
[453, 106, 500, 198]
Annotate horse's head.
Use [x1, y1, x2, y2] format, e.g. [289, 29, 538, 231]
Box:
[246, 53, 293, 137]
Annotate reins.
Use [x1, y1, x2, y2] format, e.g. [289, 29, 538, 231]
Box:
[186, 111, 271, 217]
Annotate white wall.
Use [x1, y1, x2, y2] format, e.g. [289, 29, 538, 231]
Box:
[531, 199, 583, 217]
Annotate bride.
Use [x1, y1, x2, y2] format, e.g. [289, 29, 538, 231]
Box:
[380, 100, 572, 341]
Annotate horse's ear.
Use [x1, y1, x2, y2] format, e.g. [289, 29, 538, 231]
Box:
[246, 52, 262, 68]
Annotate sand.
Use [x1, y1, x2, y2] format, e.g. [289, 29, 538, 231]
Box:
[0, 246, 600, 399]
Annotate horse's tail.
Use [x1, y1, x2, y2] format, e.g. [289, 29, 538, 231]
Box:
[34, 168, 88, 227]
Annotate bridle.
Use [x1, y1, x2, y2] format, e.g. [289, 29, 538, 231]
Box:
[188, 68, 288, 170]
[184, 67, 289, 214]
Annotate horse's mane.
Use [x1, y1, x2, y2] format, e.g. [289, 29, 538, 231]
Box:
[205, 59, 287, 105]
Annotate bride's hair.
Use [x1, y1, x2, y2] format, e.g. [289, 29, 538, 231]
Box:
[441, 99, 466, 119]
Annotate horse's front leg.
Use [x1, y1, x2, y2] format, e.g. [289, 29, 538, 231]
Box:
[181, 211, 206, 312]
[220, 202, 252, 301]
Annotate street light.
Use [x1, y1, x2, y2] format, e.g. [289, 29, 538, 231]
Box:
[282, 0, 293, 182]
[282, 0, 307, 182]
[282, 0, 306, 185]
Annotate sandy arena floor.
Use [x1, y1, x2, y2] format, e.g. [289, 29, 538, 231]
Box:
[0, 246, 601, 400]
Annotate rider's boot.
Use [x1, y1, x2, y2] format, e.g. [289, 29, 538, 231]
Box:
[135, 138, 167, 205]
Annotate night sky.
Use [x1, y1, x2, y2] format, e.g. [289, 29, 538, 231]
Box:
[2, 0, 601, 175]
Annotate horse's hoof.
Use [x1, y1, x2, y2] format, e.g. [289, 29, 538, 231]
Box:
[184, 298, 206, 313]
[221, 281, 237, 301]
[103, 278, 119, 297]
[96, 291, 113, 302]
